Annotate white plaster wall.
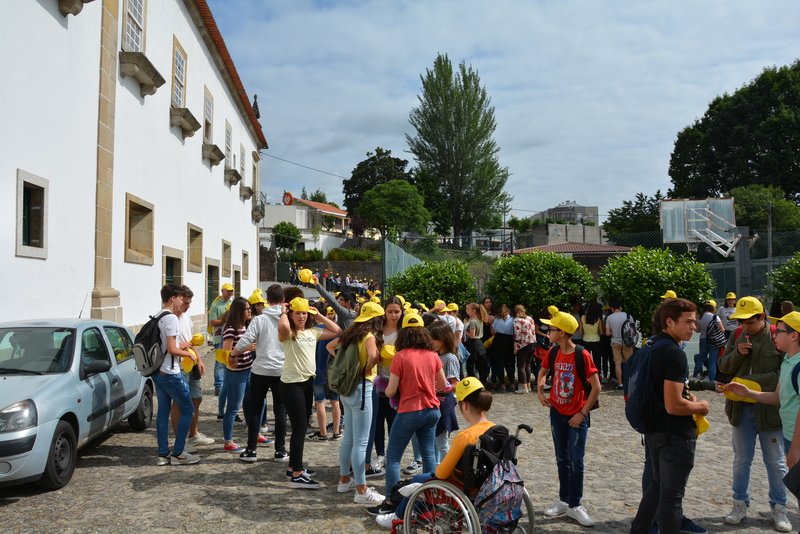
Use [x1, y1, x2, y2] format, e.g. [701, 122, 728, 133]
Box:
[0, 3, 102, 321]
[260, 205, 308, 229]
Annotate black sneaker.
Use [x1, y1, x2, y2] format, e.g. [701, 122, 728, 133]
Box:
[365, 466, 385, 478]
[273, 450, 290, 462]
[286, 468, 317, 480]
[328, 433, 343, 441]
[234, 415, 244, 424]
[290, 472, 321, 489]
[306, 431, 328, 441]
[367, 502, 395, 516]
[239, 450, 257, 462]
[216, 415, 223, 422]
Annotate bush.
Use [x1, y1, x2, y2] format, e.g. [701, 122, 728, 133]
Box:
[485, 252, 594, 315]
[325, 248, 377, 261]
[272, 221, 301, 253]
[768, 252, 800, 306]
[597, 247, 714, 329]
[386, 261, 477, 306]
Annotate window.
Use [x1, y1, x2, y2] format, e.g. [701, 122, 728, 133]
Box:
[242, 250, 249, 280]
[125, 193, 154, 265]
[252, 150, 260, 189]
[162, 246, 183, 287]
[16, 169, 48, 259]
[222, 240, 231, 277]
[124, 0, 145, 52]
[171, 38, 186, 107]
[203, 87, 213, 142]
[187, 224, 203, 273]
[103, 327, 134, 362]
[224, 122, 232, 168]
[240, 145, 246, 177]
[81, 328, 111, 365]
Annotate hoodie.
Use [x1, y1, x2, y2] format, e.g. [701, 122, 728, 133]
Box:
[235, 304, 285, 377]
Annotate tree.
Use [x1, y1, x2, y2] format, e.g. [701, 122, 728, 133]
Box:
[300, 186, 308, 200]
[668, 60, 800, 201]
[272, 221, 302, 255]
[356, 179, 430, 238]
[485, 252, 595, 315]
[727, 184, 800, 230]
[406, 53, 511, 239]
[342, 147, 413, 216]
[603, 191, 665, 235]
[324, 214, 336, 231]
[767, 252, 800, 307]
[386, 261, 477, 305]
[517, 218, 532, 233]
[507, 217, 521, 231]
[309, 189, 328, 204]
[598, 247, 715, 331]
[349, 214, 367, 237]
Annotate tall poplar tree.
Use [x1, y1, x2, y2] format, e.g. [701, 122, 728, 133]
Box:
[406, 54, 511, 239]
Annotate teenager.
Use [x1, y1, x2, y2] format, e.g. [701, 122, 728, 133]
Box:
[427, 320, 461, 462]
[719, 292, 738, 340]
[513, 304, 537, 393]
[490, 304, 516, 392]
[464, 302, 489, 383]
[220, 297, 256, 453]
[580, 302, 605, 384]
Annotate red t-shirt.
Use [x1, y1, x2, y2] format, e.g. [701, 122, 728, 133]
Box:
[541, 346, 597, 416]
[391, 348, 442, 413]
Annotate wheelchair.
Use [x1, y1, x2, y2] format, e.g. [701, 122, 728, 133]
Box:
[400, 424, 535, 534]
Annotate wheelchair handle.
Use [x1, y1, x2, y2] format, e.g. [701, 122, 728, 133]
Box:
[515, 424, 533, 441]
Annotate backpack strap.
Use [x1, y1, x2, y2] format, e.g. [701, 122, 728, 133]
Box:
[573, 344, 588, 387]
[734, 326, 743, 341]
[152, 310, 174, 369]
[548, 346, 559, 373]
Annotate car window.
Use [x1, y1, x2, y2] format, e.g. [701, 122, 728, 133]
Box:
[0, 327, 75, 373]
[104, 327, 134, 362]
[81, 328, 111, 366]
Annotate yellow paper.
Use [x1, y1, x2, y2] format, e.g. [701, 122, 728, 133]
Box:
[723, 377, 761, 403]
[693, 414, 709, 436]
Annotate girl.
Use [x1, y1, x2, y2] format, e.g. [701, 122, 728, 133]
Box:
[513, 305, 537, 393]
[465, 302, 489, 383]
[327, 301, 385, 505]
[491, 303, 516, 392]
[580, 302, 605, 383]
[427, 320, 460, 462]
[278, 297, 341, 489]
[220, 298, 256, 453]
[719, 292, 738, 340]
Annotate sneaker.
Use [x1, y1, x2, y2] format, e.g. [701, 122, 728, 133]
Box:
[399, 482, 422, 498]
[183, 443, 198, 454]
[216, 414, 223, 422]
[170, 450, 201, 465]
[188, 432, 215, 446]
[614, 384, 624, 390]
[290, 472, 321, 489]
[402, 460, 422, 475]
[725, 499, 748, 525]
[543, 499, 569, 517]
[273, 450, 290, 462]
[373, 455, 385, 470]
[680, 516, 707, 533]
[239, 450, 257, 462]
[262, 423, 274, 434]
[566, 505, 594, 527]
[214, 389, 221, 396]
[365, 466, 385, 478]
[306, 431, 328, 441]
[234, 415, 244, 425]
[223, 443, 244, 453]
[337, 479, 357, 493]
[376, 512, 399, 529]
[329, 433, 343, 441]
[514, 388, 527, 394]
[773, 504, 792, 532]
[285, 468, 317, 480]
[355, 487, 385, 505]
[257, 435, 274, 444]
[367, 502, 395, 516]
[157, 455, 170, 466]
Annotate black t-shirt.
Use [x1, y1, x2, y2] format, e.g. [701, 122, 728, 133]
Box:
[648, 332, 696, 439]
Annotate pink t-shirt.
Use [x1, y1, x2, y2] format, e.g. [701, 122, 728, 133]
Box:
[391, 348, 442, 413]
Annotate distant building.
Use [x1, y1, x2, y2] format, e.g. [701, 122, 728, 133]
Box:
[259, 194, 350, 254]
[532, 200, 599, 225]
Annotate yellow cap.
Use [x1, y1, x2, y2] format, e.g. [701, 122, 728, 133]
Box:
[402, 313, 424, 328]
[248, 291, 267, 305]
[726, 292, 737, 300]
[374, 290, 381, 295]
[705, 300, 717, 308]
[403, 302, 411, 309]
[456, 377, 485, 402]
[370, 296, 381, 303]
[327, 306, 334, 315]
[434, 300, 446, 314]
[181, 348, 196, 373]
[660, 290, 677, 299]
[724, 377, 761, 403]
[540, 305, 578, 335]
[447, 303, 459, 311]
[354, 301, 385, 323]
[769, 311, 800, 332]
[190, 333, 205, 346]
[221, 283, 234, 291]
[694, 414, 709, 436]
[730, 296, 764, 320]
[396, 295, 405, 306]
[288, 297, 318, 315]
[298, 269, 313, 284]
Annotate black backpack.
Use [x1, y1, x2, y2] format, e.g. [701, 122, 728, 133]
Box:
[548, 344, 599, 411]
[622, 338, 673, 433]
[132, 310, 173, 377]
[459, 425, 519, 494]
[621, 313, 639, 347]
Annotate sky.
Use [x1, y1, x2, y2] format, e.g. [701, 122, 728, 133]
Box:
[206, 0, 799, 225]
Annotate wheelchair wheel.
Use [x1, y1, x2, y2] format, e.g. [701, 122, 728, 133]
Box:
[403, 480, 481, 534]
[512, 488, 536, 533]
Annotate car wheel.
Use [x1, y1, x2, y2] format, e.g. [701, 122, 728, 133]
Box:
[36, 420, 77, 490]
[128, 384, 153, 431]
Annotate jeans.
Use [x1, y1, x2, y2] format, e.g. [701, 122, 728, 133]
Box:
[435, 431, 450, 463]
[631, 433, 696, 534]
[223, 368, 251, 441]
[371, 393, 396, 458]
[213, 340, 225, 390]
[247, 373, 286, 452]
[693, 338, 720, 381]
[340, 381, 373, 485]
[731, 403, 787, 506]
[394, 471, 436, 518]
[152, 372, 194, 457]
[549, 407, 588, 507]
[364, 387, 379, 465]
[280, 378, 314, 472]
[385, 407, 440, 498]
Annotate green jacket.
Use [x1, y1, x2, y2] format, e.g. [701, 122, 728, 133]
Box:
[718, 322, 782, 431]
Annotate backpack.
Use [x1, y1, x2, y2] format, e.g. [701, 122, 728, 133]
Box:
[622, 338, 674, 433]
[706, 313, 727, 349]
[621, 313, 639, 347]
[132, 310, 173, 377]
[326, 341, 367, 408]
[548, 344, 599, 411]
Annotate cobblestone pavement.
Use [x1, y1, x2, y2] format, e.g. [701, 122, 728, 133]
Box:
[0, 346, 795, 533]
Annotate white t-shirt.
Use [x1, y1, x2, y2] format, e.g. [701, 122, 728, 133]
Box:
[177, 313, 192, 344]
[157, 311, 181, 374]
[605, 311, 629, 345]
[719, 306, 738, 332]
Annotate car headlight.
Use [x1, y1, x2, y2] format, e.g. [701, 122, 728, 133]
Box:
[0, 400, 38, 433]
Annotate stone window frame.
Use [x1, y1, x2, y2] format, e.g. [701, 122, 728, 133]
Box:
[162, 246, 184, 287]
[221, 240, 231, 277]
[171, 36, 187, 108]
[203, 86, 214, 143]
[122, 0, 147, 53]
[16, 169, 49, 260]
[124, 193, 154, 265]
[187, 223, 203, 273]
[242, 250, 249, 280]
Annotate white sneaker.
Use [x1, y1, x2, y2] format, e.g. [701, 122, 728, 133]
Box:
[543, 499, 569, 517]
[773, 504, 792, 532]
[373, 455, 385, 470]
[399, 482, 423, 498]
[182, 442, 198, 453]
[376, 512, 399, 529]
[566, 505, 594, 527]
[725, 499, 748, 525]
[354, 487, 385, 505]
[188, 432, 215, 446]
[170, 450, 200, 465]
[337, 479, 357, 493]
[403, 460, 422, 475]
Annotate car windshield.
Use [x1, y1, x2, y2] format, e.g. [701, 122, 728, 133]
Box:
[0, 327, 76, 374]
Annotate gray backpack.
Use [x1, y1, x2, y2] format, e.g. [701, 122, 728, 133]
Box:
[132, 311, 173, 377]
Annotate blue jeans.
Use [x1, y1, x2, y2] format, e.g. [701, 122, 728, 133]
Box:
[435, 431, 450, 463]
[152, 372, 194, 457]
[385, 407, 440, 498]
[340, 381, 373, 485]
[731, 403, 787, 506]
[213, 341, 225, 390]
[631, 433, 696, 534]
[549, 407, 588, 507]
[223, 368, 251, 441]
[693, 339, 719, 381]
[394, 471, 436, 518]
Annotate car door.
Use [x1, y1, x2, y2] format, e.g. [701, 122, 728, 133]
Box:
[76, 326, 121, 440]
[102, 326, 141, 419]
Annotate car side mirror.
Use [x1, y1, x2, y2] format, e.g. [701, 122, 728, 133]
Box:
[82, 360, 112, 378]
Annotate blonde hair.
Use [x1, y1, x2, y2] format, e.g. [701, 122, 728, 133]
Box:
[467, 302, 489, 323]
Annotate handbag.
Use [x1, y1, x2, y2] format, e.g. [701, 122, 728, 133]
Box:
[707, 313, 727, 349]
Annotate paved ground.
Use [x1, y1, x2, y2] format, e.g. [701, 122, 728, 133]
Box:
[0, 344, 795, 533]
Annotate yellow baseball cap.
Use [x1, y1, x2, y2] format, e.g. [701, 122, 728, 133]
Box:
[705, 300, 717, 308]
[374, 290, 381, 295]
[447, 303, 459, 311]
[661, 290, 677, 299]
[726, 292, 737, 300]
[248, 291, 266, 305]
[355, 301, 385, 323]
[396, 295, 405, 305]
[298, 269, 313, 284]
[540, 305, 578, 335]
[769, 311, 800, 332]
[456, 377, 485, 402]
[434, 300, 446, 313]
[327, 306, 334, 315]
[730, 296, 764, 320]
[402, 313, 424, 328]
[221, 283, 234, 291]
[370, 296, 381, 303]
[288, 297, 318, 315]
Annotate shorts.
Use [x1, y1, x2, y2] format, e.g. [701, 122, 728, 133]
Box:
[182, 370, 202, 399]
[313, 383, 339, 402]
[612, 343, 634, 363]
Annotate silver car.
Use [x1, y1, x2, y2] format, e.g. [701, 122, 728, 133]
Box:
[0, 319, 153, 490]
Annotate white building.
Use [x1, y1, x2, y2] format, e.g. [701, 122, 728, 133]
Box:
[1, 0, 267, 331]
